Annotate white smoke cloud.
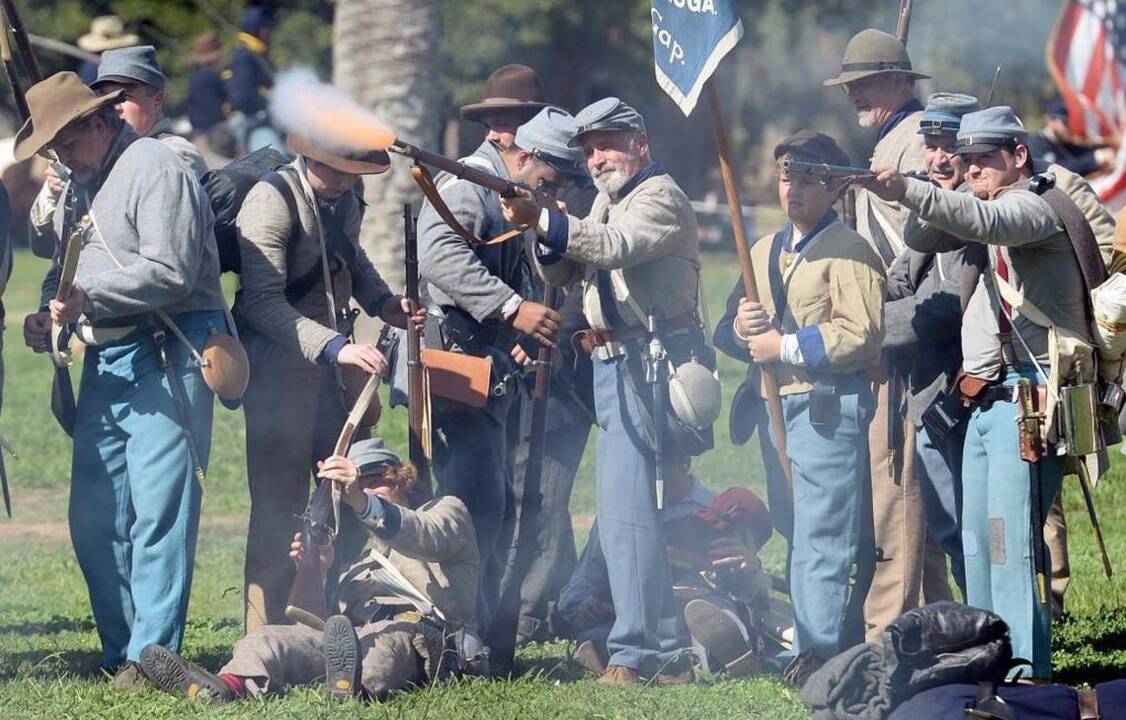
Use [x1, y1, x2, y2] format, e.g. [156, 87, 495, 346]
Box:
[268, 67, 397, 154]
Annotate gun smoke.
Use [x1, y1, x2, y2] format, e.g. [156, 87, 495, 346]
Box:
[269, 67, 397, 155]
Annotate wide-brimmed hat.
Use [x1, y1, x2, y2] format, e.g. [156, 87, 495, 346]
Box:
[288, 135, 391, 175]
[13, 72, 124, 162]
[188, 31, 225, 66]
[78, 15, 139, 53]
[460, 64, 549, 123]
[823, 28, 930, 87]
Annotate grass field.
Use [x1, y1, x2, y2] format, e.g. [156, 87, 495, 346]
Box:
[0, 249, 1124, 719]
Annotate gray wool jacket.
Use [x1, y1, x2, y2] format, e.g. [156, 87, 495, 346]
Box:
[883, 245, 970, 424]
[234, 159, 394, 363]
[78, 127, 224, 320]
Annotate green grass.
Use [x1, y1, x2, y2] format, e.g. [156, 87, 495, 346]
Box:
[1, 249, 1124, 718]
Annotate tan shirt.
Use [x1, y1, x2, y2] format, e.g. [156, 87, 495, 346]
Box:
[855, 109, 927, 268]
[747, 219, 886, 396]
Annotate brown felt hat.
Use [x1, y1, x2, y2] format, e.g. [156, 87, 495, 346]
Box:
[288, 134, 391, 175]
[460, 64, 549, 123]
[823, 28, 930, 87]
[13, 72, 125, 162]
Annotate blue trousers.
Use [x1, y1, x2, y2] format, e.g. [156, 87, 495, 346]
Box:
[783, 381, 873, 660]
[915, 423, 966, 595]
[592, 355, 687, 673]
[69, 311, 221, 666]
[962, 366, 1062, 678]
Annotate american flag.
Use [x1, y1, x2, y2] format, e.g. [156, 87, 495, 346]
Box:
[1048, 0, 1126, 207]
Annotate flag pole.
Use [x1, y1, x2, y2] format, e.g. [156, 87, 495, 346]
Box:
[705, 79, 793, 513]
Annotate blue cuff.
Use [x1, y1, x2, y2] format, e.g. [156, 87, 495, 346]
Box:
[536, 209, 569, 266]
[358, 494, 402, 538]
[320, 335, 349, 366]
[796, 326, 830, 374]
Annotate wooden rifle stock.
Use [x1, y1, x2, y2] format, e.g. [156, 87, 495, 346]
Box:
[405, 203, 429, 482]
[390, 140, 549, 205]
[896, 0, 913, 46]
[524, 285, 556, 510]
[286, 372, 382, 629]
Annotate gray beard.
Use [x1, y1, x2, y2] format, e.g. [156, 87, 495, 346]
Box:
[592, 169, 630, 195]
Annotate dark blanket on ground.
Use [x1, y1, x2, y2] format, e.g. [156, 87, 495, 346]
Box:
[801, 644, 892, 720]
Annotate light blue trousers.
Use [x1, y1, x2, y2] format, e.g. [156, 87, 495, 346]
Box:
[68, 311, 220, 667]
[592, 355, 687, 673]
[783, 380, 873, 660]
[961, 365, 1062, 678]
[916, 423, 966, 595]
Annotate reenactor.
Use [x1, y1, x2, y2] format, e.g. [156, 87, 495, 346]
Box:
[137, 439, 480, 703]
[882, 92, 980, 596]
[412, 106, 580, 673]
[234, 134, 419, 632]
[824, 27, 947, 642]
[859, 106, 1104, 677]
[16, 72, 226, 687]
[717, 131, 885, 684]
[505, 97, 714, 686]
[223, 5, 283, 152]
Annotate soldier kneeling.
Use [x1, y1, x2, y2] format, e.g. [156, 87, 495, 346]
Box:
[137, 439, 480, 702]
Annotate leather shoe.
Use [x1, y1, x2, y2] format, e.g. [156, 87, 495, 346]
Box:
[598, 664, 641, 685]
[139, 644, 234, 702]
[574, 639, 608, 676]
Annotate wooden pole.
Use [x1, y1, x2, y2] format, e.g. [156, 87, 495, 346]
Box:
[705, 80, 793, 508]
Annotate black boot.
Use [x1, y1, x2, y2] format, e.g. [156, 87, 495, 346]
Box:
[139, 644, 235, 703]
[323, 614, 361, 701]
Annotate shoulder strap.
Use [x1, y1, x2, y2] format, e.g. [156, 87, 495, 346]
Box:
[410, 164, 526, 247]
[767, 230, 789, 329]
[1040, 185, 1108, 296]
[261, 170, 323, 305]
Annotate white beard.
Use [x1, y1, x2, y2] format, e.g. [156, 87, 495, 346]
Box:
[857, 111, 879, 129]
[592, 167, 630, 195]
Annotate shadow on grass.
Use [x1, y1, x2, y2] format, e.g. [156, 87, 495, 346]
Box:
[0, 647, 105, 680]
[0, 614, 95, 636]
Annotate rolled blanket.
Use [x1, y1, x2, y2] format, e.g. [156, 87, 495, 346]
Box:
[1091, 273, 1126, 379]
[801, 643, 893, 720]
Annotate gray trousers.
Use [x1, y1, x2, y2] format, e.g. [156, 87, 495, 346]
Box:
[221, 621, 424, 698]
[591, 354, 687, 673]
[915, 423, 966, 595]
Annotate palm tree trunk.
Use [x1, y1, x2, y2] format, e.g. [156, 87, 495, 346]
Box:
[333, 0, 440, 291]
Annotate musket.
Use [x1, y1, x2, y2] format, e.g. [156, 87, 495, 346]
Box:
[0, 0, 40, 82]
[1016, 378, 1049, 606]
[47, 223, 83, 436]
[1076, 459, 1113, 578]
[404, 203, 429, 484]
[896, 0, 914, 46]
[523, 284, 557, 520]
[782, 159, 879, 182]
[285, 348, 387, 630]
[985, 65, 1002, 107]
[0, 15, 27, 121]
[646, 307, 669, 510]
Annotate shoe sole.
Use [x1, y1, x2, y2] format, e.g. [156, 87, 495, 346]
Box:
[139, 645, 226, 701]
[684, 599, 750, 670]
[323, 615, 360, 701]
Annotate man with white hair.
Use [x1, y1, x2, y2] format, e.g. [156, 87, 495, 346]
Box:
[504, 97, 710, 685]
[824, 27, 947, 644]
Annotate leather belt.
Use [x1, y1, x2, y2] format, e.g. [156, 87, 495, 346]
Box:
[573, 312, 695, 355]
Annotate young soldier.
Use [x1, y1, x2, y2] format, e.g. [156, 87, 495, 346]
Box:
[859, 106, 1100, 677]
[720, 131, 885, 683]
[138, 439, 480, 702]
[235, 134, 421, 633]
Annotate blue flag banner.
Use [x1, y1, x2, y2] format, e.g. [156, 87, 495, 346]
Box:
[651, 0, 744, 116]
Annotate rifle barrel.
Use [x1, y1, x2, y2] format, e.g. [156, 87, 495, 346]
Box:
[782, 159, 876, 179]
[390, 140, 528, 199]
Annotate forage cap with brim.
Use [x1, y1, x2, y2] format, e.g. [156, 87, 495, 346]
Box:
[78, 15, 139, 53]
[568, 97, 647, 148]
[13, 72, 125, 163]
[954, 106, 1027, 155]
[288, 135, 391, 175]
[514, 106, 587, 177]
[460, 64, 549, 123]
[823, 28, 930, 87]
[348, 438, 401, 474]
[774, 129, 850, 167]
[919, 92, 980, 138]
[92, 45, 166, 92]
